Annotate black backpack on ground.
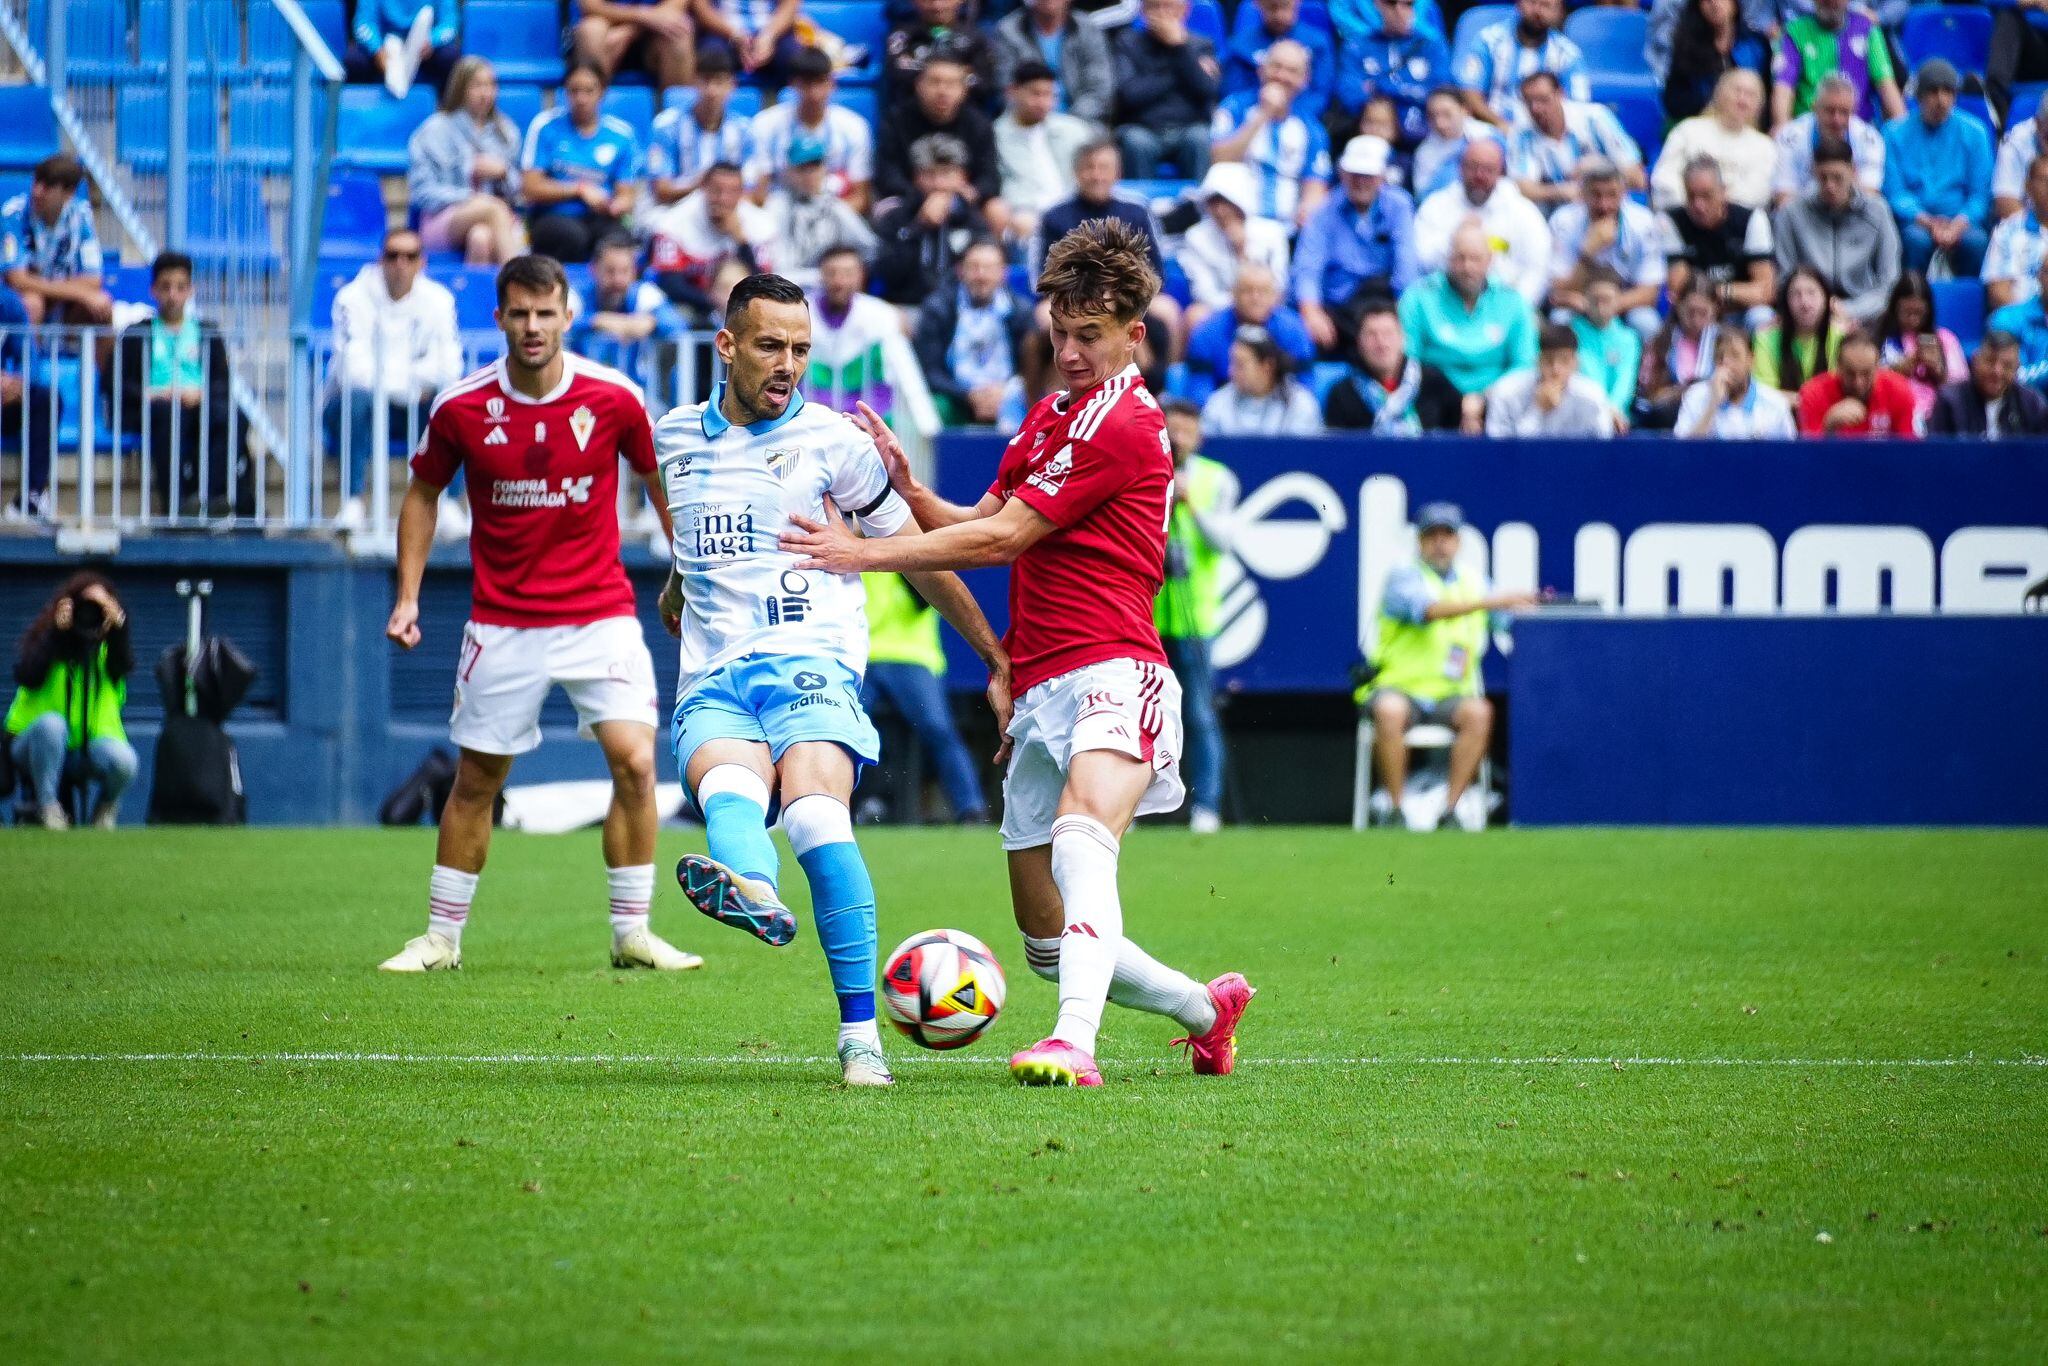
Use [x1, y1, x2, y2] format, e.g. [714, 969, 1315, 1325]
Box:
[147, 580, 250, 826]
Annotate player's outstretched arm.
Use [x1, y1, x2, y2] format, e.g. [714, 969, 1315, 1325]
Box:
[891, 524, 1015, 761]
[849, 401, 998, 530]
[385, 477, 442, 649]
[638, 467, 675, 547]
[783, 495, 1055, 575]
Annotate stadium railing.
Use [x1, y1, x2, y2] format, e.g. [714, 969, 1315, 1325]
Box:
[0, 0, 344, 503]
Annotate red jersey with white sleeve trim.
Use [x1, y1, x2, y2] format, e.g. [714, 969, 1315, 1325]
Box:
[411, 355, 657, 628]
[988, 363, 1172, 695]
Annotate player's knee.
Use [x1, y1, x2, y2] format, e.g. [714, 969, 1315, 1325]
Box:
[783, 793, 853, 856]
[608, 746, 657, 800]
[450, 757, 509, 806]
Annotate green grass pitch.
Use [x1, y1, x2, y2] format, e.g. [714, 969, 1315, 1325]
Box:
[2, 826, 2044, 1363]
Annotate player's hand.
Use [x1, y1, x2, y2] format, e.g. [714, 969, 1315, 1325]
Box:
[851, 401, 918, 495]
[386, 599, 421, 650]
[985, 664, 1014, 766]
[657, 580, 684, 638]
[781, 498, 870, 574]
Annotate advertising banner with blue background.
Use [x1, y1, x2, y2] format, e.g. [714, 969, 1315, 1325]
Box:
[934, 435, 2048, 694]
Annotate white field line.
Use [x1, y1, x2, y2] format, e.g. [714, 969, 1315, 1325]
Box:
[0, 1052, 2042, 1068]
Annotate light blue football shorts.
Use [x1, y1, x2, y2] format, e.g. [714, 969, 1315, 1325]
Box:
[671, 653, 882, 800]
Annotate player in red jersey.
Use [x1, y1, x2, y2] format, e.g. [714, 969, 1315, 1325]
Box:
[377, 255, 702, 974]
[781, 219, 1254, 1087]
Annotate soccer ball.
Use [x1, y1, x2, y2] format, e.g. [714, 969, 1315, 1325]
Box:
[881, 929, 1007, 1050]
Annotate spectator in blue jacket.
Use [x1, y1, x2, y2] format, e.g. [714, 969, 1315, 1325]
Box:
[347, 0, 463, 98]
[1882, 60, 1993, 278]
[1988, 257, 2048, 391]
[1292, 135, 1418, 357]
[1223, 0, 1337, 121]
[1112, 0, 1221, 180]
[1328, 0, 1444, 50]
[1183, 261, 1313, 402]
[568, 234, 686, 386]
[1337, 0, 1452, 146]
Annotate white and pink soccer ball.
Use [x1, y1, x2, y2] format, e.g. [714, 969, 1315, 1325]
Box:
[881, 929, 1006, 1050]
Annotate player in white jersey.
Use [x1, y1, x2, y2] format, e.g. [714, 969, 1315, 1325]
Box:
[656, 272, 1010, 1086]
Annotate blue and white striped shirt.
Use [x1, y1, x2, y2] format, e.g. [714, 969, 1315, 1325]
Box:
[1455, 23, 1589, 119]
[647, 106, 755, 191]
[1208, 91, 1333, 221]
[1506, 102, 1640, 192]
[0, 192, 102, 279]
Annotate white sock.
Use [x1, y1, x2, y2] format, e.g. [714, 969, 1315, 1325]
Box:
[838, 1019, 882, 1050]
[1023, 932, 1215, 1034]
[428, 864, 478, 946]
[1049, 814, 1123, 1055]
[608, 864, 655, 941]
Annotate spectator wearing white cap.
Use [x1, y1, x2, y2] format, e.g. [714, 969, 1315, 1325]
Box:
[1181, 162, 1292, 332]
[1413, 138, 1552, 309]
[1547, 157, 1667, 338]
[1292, 134, 1418, 357]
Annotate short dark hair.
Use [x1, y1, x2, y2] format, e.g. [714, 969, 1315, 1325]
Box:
[1518, 69, 1560, 95]
[1837, 327, 1879, 358]
[151, 250, 193, 282]
[694, 43, 736, 79]
[383, 225, 421, 250]
[726, 272, 808, 329]
[1979, 328, 2022, 353]
[1582, 265, 1626, 291]
[32, 153, 83, 192]
[789, 46, 834, 82]
[1812, 134, 1854, 168]
[1160, 396, 1202, 421]
[1538, 322, 1578, 355]
[1424, 84, 1465, 107]
[1010, 58, 1056, 86]
[817, 244, 867, 272]
[1358, 299, 1401, 329]
[496, 253, 570, 307]
[703, 160, 744, 183]
[592, 231, 639, 263]
[563, 57, 609, 89]
[1074, 136, 1119, 173]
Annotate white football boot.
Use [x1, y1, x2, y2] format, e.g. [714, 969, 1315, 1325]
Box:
[838, 1037, 895, 1087]
[611, 925, 704, 971]
[378, 930, 461, 972]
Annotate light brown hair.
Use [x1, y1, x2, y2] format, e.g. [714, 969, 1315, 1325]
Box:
[1037, 217, 1160, 324]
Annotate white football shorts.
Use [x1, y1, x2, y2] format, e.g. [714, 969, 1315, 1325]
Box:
[449, 616, 660, 756]
[999, 657, 1185, 851]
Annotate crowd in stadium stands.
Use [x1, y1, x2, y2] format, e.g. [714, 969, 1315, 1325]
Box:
[5, 0, 2048, 533]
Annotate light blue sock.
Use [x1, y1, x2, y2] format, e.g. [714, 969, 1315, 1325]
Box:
[701, 783, 780, 890]
[786, 796, 876, 1024]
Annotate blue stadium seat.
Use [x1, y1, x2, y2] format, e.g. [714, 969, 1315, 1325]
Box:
[0, 87, 58, 172]
[58, 0, 133, 82]
[1187, 0, 1226, 49]
[833, 84, 877, 130]
[1564, 7, 1648, 78]
[1308, 361, 1350, 403]
[1598, 85, 1665, 166]
[446, 266, 507, 330]
[333, 87, 437, 174]
[1950, 97, 1995, 145]
[323, 172, 389, 256]
[1161, 257, 1192, 308]
[138, 0, 244, 75]
[102, 264, 155, 306]
[251, 0, 350, 71]
[116, 84, 220, 171]
[1451, 4, 1513, 61]
[806, 1, 890, 85]
[597, 86, 658, 141]
[1900, 5, 1993, 76]
[227, 87, 295, 172]
[496, 84, 547, 138]
[465, 1, 569, 86]
[2013, 82, 2048, 131]
[1931, 279, 1984, 352]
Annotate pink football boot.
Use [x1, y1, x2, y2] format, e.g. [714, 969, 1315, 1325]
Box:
[1172, 973, 1256, 1076]
[1008, 1037, 1104, 1087]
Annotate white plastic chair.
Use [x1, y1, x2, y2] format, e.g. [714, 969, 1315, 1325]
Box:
[1351, 717, 1492, 831]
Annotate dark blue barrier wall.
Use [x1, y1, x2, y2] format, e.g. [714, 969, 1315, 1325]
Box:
[1510, 616, 2048, 825]
[2, 435, 2042, 825]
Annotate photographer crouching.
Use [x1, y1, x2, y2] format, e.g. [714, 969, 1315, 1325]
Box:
[6, 574, 137, 829]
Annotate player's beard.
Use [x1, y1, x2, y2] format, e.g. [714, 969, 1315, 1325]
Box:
[731, 367, 796, 424]
[508, 331, 563, 384]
